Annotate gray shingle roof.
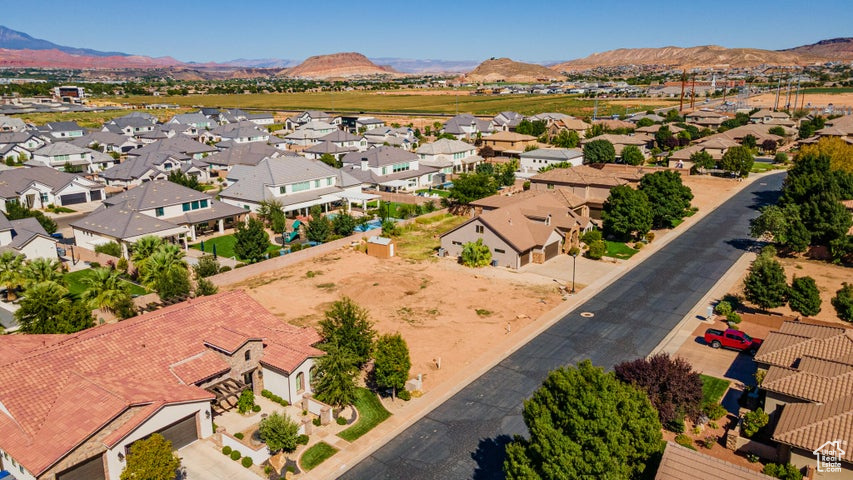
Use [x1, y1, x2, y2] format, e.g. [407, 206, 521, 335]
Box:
[103, 180, 211, 210]
[318, 130, 362, 143]
[220, 157, 351, 204]
[126, 136, 217, 157]
[520, 148, 583, 161]
[416, 138, 475, 155]
[4, 217, 51, 251]
[0, 167, 98, 199]
[70, 205, 184, 240]
[341, 146, 418, 168]
[33, 142, 90, 157]
[203, 143, 278, 167]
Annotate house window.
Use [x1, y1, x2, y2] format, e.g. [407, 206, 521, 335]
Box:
[245, 350, 251, 361]
[40, 193, 49, 204]
[243, 205, 250, 210]
[314, 180, 320, 188]
[191, 200, 199, 210]
[200, 199, 208, 208]
[292, 181, 310, 192]
[547, 183, 554, 190]
[182, 202, 190, 212]
[296, 372, 305, 392]
[279, 186, 286, 194]
[452, 241, 462, 246]
[392, 162, 410, 173]
[326, 178, 333, 186]
[155, 207, 164, 217]
[475, 225, 484, 234]
[381, 167, 388, 175]
[495, 248, 506, 254]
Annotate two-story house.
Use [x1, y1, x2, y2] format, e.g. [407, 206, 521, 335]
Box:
[37, 121, 85, 139]
[285, 110, 340, 131]
[340, 146, 438, 192]
[416, 138, 483, 174]
[71, 180, 246, 254]
[443, 114, 493, 140]
[283, 121, 339, 147]
[30, 142, 114, 173]
[520, 148, 583, 173]
[0, 132, 47, 162]
[481, 131, 538, 156]
[491, 111, 524, 131]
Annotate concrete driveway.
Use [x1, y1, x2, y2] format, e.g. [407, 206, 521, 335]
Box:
[178, 440, 258, 480]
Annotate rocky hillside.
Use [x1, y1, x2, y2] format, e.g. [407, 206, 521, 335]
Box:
[459, 57, 565, 83]
[0, 48, 181, 69]
[552, 45, 826, 71]
[279, 52, 397, 78]
[779, 38, 853, 61]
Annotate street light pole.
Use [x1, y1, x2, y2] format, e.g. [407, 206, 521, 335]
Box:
[571, 252, 578, 294]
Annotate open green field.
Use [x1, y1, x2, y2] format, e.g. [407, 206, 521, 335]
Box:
[337, 388, 392, 442]
[16, 107, 193, 128]
[116, 92, 676, 117]
[801, 87, 853, 94]
[189, 234, 281, 261]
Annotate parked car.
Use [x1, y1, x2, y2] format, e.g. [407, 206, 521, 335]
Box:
[704, 328, 763, 355]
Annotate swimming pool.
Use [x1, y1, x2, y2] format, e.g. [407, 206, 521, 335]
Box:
[355, 219, 383, 232]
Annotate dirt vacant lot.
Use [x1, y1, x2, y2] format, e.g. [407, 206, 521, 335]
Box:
[226, 249, 562, 391]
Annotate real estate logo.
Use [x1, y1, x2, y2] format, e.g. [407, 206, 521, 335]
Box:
[813, 440, 845, 473]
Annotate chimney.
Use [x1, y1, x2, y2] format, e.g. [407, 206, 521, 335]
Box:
[360, 157, 368, 171]
[546, 214, 551, 225]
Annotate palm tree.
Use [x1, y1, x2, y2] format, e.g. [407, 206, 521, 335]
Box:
[22, 258, 63, 288]
[257, 200, 284, 226]
[139, 244, 190, 300]
[0, 251, 24, 300]
[130, 236, 164, 271]
[81, 267, 131, 313]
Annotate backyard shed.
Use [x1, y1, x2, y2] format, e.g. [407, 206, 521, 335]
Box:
[366, 236, 395, 259]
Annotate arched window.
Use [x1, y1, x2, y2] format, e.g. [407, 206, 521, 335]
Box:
[244, 350, 251, 361]
[296, 372, 305, 392]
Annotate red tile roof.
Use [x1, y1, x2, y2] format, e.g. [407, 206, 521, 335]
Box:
[0, 291, 322, 476]
[170, 350, 232, 384]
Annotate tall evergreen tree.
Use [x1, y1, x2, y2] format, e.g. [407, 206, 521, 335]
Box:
[602, 185, 653, 241]
[743, 252, 788, 310]
[638, 170, 694, 228]
[234, 217, 270, 263]
[789, 276, 822, 317]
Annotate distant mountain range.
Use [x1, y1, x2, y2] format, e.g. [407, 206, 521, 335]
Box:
[1, 25, 853, 77]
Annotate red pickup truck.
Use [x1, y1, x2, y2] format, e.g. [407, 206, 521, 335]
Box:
[704, 328, 763, 355]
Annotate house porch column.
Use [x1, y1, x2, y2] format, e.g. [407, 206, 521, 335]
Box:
[218, 218, 224, 233]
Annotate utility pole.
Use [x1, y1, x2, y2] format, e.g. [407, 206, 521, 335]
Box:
[773, 77, 781, 111]
[689, 73, 696, 110]
[679, 71, 686, 112]
[793, 76, 801, 114]
[784, 77, 792, 110]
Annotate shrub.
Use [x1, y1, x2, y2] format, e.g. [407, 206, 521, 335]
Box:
[89, 261, 101, 269]
[461, 239, 492, 267]
[701, 436, 716, 449]
[742, 408, 769, 438]
[264, 465, 273, 475]
[312, 417, 321, 426]
[234, 432, 244, 440]
[237, 389, 255, 414]
[703, 403, 728, 421]
[296, 434, 309, 445]
[726, 312, 742, 324]
[763, 463, 803, 480]
[666, 417, 685, 433]
[219, 266, 232, 273]
[261, 389, 272, 398]
[230, 450, 241, 460]
[714, 301, 732, 316]
[634, 241, 645, 249]
[241, 456, 253, 468]
[222, 446, 232, 455]
[580, 229, 602, 244]
[336, 416, 347, 425]
[586, 240, 606, 260]
[674, 434, 695, 450]
[397, 389, 412, 401]
[252, 404, 261, 413]
[833, 283, 853, 322]
[645, 231, 655, 243]
[95, 242, 122, 257]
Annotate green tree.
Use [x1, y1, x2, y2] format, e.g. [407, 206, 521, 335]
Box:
[638, 170, 694, 229]
[749, 204, 811, 252]
[234, 217, 270, 262]
[120, 433, 180, 480]
[21, 257, 63, 288]
[503, 360, 662, 479]
[552, 129, 580, 148]
[720, 146, 754, 178]
[130, 235, 164, 269]
[257, 200, 285, 227]
[689, 150, 715, 170]
[193, 255, 220, 278]
[4, 203, 57, 234]
[314, 340, 359, 408]
[615, 353, 703, 425]
[319, 153, 341, 168]
[763, 463, 803, 480]
[167, 170, 203, 191]
[833, 283, 853, 322]
[741, 134, 757, 150]
[195, 277, 218, 296]
[602, 185, 653, 241]
[305, 206, 332, 243]
[583, 139, 616, 164]
[768, 126, 787, 137]
[94, 241, 123, 257]
[332, 212, 358, 237]
[788, 276, 821, 317]
[742, 408, 769, 438]
[319, 297, 376, 368]
[586, 239, 606, 260]
[258, 412, 300, 453]
[621, 145, 645, 166]
[0, 251, 24, 300]
[516, 119, 547, 136]
[138, 244, 190, 301]
[460, 238, 492, 267]
[447, 173, 498, 208]
[15, 281, 94, 334]
[373, 333, 411, 398]
[82, 267, 133, 316]
[636, 117, 655, 127]
[743, 252, 788, 310]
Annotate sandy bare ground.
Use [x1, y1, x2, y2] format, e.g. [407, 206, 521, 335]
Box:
[226, 251, 561, 392]
[683, 174, 749, 212]
[750, 92, 853, 109]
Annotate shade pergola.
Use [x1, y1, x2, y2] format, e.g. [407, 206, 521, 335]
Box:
[206, 377, 248, 415]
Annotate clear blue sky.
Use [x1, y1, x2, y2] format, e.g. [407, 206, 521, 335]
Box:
[4, 0, 852, 63]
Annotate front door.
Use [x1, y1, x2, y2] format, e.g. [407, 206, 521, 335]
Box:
[243, 371, 254, 391]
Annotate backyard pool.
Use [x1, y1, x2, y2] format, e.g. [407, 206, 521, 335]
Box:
[355, 219, 382, 232]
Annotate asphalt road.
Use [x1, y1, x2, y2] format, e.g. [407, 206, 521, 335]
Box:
[341, 172, 785, 480]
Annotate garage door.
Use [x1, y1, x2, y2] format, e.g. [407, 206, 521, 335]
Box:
[544, 241, 560, 261]
[519, 251, 530, 267]
[156, 414, 198, 450]
[59, 192, 87, 205]
[89, 190, 102, 201]
[56, 454, 106, 480]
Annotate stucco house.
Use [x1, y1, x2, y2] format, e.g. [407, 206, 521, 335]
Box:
[37, 121, 85, 139]
[30, 142, 116, 174]
[416, 138, 483, 174]
[283, 121, 338, 147]
[0, 291, 323, 480]
[71, 180, 246, 255]
[754, 321, 853, 477]
[442, 114, 493, 140]
[340, 147, 438, 192]
[480, 131, 537, 156]
[125, 135, 218, 161]
[0, 166, 104, 213]
[99, 151, 209, 189]
[0, 132, 47, 162]
[0, 215, 57, 260]
[520, 148, 583, 173]
[529, 164, 645, 218]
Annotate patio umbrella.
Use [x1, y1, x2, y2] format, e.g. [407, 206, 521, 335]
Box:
[212, 244, 217, 259]
[200, 240, 205, 252]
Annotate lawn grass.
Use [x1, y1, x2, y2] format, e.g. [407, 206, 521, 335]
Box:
[189, 234, 281, 261]
[116, 92, 676, 117]
[395, 213, 468, 261]
[300, 441, 338, 471]
[64, 269, 148, 297]
[604, 241, 639, 260]
[337, 388, 391, 442]
[700, 374, 731, 405]
[801, 87, 853, 94]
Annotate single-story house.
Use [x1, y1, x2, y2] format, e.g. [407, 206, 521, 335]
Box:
[0, 291, 323, 480]
[520, 148, 583, 173]
[0, 166, 104, 213]
[0, 215, 57, 260]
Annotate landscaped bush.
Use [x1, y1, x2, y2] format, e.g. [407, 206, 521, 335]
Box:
[580, 229, 602, 245]
[95, 242, 122, 257]
[222, 446, 232, 455]
[726, 312, 742, 324]
[763, 463, 803, 480]
[237, 389, 255, 414]
[634, 241, 645, 249]
[665, 417, 685, 433]
[674, 434, 695, 450]
[264, 465, 273, 475]
[312, 417, 321, 426]
[252, 404, 262, 413]
[241, 456, 253, 468]
[586, 240, 606, 260]
[261, 389, 272, 398]
[714, 300, 732, 316]
[296, 434, 309, 445]
[219, 266, 232, 273]
[397, 389, 411, 401]
[336, 416, 347, 425]
[703, 403, 728, 420]
[742, 408, 769, 438]
[645, 231, 655, 243]
[701, 436, 716, 449]
[230, 450, 242, 460]
[234, 432, 244, 440]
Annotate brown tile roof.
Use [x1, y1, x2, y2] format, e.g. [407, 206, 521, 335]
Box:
[754, 321, 853, 368]
[470, 188, 587, 210]
[773, 395, 853, 460]
[0, 291, 322, 476]
[170, 350, 232, 384]
[531, 164, 631, 188]
[485, 131, 536, 142]
[655, 442, 773, 480]
[762, 356, 853, 403]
